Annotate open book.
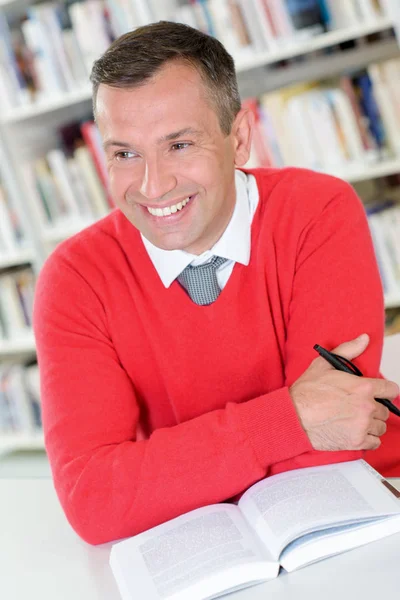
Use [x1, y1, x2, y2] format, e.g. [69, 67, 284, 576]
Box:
[109, 460, 400, 600]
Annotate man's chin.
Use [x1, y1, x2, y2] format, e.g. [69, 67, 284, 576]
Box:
[142, 233, 193, 253]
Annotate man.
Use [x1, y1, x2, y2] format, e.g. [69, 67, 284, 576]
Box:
[33, 21, 399, 546]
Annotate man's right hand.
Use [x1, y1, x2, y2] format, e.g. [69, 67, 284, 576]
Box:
[289, 334, 399, 451]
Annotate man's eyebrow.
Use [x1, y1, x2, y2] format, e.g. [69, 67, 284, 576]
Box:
[102, 128, 202, 151]
[103, 139, 131, 151]
[158, 128, 202, 143]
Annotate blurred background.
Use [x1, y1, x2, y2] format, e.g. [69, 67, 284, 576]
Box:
[1, 0, 400, 477]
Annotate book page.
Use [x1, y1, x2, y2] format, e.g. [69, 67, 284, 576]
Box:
[238, 460, 400, 559]
[279, 513, 400, 572]
[110, 503, 278, 600]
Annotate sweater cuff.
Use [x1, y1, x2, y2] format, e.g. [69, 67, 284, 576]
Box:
[237, 387, 313, 468]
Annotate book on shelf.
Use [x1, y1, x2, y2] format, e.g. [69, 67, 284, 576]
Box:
[110, 459, 400, 600]
[0, 178, 28, 256]
[366, 200, 400, 298]
[21, 120, 110, 235]
[0, 362, 41, 434]
[244, 56, 400, 175]
[0, 268, 36, 341]
[0, 0, 393, 112]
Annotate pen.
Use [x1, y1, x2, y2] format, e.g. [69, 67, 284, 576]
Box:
[314, 344, 400, 417]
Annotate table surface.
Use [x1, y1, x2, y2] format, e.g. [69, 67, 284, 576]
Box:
[1, 478, 400, 600]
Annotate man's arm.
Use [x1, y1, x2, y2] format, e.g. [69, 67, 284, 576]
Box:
[267, 172, 399, 476]
[33, 254, 313, 545]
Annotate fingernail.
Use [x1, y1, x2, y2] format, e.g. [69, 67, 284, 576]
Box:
[357, 333, 368, 342]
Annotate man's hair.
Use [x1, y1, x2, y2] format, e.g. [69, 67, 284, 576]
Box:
[90, 21, 242, 135]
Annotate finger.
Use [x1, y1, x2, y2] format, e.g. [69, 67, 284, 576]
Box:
[331, 333, 370, 361]
[372, 402, 390, 422]
[363, 434, 381, 451]
[368, 419, 387, 438]
[312, 334, 370, 374]
[364, 377, 400, 400]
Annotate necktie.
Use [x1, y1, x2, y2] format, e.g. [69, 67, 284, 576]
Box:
[177, 256, 227, 305]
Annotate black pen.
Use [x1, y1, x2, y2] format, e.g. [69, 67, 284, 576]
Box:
[314, 344, 400, 417]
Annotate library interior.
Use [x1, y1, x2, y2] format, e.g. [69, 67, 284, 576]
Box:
[1, 1, 400, 599]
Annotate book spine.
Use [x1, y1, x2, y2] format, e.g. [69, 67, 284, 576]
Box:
[80, 121, 113, 207]
[242, 98, 273, 167]
[46, 149, 84, 220]
[367, 63, 400, 156]
[353, 73, 387, 152]
[0, 186, 18, 254]
[21, 16, 64, 98]
[131, 0, 155, 26]
[237, 0, 269, 52]
[0, 14, 30, 106]
[327, 89, 365, 163]
[267, 0, 295, 40]
[284, 0, 325, 38]
[207, 0, 243, 56]
[339, 76, 377, 156]
[30, 4, 75, 92]
[0, 274, 29, 339]
[73, 147, 109, 217]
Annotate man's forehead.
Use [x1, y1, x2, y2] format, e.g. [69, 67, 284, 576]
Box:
[95, 61, 215, 119]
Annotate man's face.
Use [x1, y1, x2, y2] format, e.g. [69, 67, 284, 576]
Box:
[96, 62, 251, 254]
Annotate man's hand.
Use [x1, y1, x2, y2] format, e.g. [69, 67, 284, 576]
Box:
[289, 334, 399, 451]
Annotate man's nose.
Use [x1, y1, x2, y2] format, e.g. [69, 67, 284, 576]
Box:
[139, 157, 177, 201]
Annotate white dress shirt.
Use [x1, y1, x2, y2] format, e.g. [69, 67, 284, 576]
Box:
[141, 170, 260, 289]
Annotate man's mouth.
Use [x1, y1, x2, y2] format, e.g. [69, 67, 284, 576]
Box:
[146, 195, 193, 217]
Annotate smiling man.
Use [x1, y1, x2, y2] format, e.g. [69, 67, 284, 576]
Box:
[33, 21, 400, 546]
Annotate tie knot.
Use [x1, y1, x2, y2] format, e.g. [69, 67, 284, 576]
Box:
[177, 256, 227, 306]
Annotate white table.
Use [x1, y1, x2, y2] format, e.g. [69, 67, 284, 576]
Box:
[1, 478, 400, 600]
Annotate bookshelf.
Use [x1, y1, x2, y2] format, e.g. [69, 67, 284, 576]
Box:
[235, 17, 394, 72]
[0, 0, 400, 455]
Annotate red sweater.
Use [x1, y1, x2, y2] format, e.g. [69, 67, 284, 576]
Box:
[33, 167, 400, 545]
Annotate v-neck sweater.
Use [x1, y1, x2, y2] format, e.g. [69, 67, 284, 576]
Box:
[33, 166, 400, 545]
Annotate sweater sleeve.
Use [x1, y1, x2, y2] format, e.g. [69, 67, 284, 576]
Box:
[33, 253, 312, 545]
[265, 172, 387, 476]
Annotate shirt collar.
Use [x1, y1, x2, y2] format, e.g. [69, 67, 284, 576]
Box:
[141, 169, 252, 288]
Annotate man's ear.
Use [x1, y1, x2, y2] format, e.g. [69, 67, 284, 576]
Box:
[232, 108, 254, 167]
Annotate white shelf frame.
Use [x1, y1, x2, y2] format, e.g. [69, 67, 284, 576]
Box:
[384, 294, 400, 310]
[330, 158, 400, 184]
[0, 249, 34, 269]
[0, 330, 36, 358]
[0, 432, 45, 456]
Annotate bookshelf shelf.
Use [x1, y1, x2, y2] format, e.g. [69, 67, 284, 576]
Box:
[235, 18, 393, 73]
[42, 218, 96, 244]
[330, 158, 400, 184]
[0, 249, 34, 269]
[0, 331, 36, 359]
[384, 294, 400, 310]
[0, 432, 45, 457]
[1, 85, 92, 124]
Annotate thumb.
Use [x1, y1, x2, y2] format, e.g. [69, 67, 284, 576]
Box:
[331, 333, 370, 361]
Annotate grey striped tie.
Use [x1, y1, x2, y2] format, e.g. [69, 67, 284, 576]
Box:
[177, 256, 227, 305]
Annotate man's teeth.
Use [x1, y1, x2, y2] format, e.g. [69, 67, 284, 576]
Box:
[147, 197, 191, 217]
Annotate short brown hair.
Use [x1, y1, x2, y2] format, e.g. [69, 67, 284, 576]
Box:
[90, 21, 241, 135]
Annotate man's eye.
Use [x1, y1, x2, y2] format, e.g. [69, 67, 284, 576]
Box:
[115, 151, 136, 160]
[171, 142, 191, 151]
